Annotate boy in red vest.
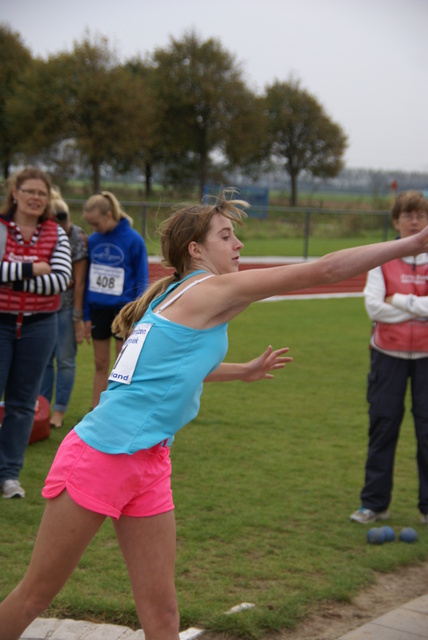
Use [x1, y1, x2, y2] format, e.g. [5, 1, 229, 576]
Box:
[351, 191, 428, 524]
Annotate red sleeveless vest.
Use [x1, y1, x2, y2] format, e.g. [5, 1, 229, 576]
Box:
[373, 259, 428, 352]
[0, 219, 60, 313]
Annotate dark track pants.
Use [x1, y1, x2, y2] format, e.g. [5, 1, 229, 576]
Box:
[360, 349, 428, 514]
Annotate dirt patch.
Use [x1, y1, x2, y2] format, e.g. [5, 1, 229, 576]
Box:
[274, 560, 428, 639]
[202, 560, 428, 640]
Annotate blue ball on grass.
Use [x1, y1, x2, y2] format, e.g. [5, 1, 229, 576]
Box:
[398, 527, 418, 543]
[380, 526, 395, 542]
[367, 527, 386, 545]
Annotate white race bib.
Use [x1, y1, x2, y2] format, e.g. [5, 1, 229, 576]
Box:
[108, 324, 152, 385]
[89, 264, 124, 296]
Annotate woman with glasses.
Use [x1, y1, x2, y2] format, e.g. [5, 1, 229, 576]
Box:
[0, 167, 72, 499]
[40, 190, 89, 429]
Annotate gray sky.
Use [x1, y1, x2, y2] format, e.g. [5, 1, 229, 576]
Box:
[2, 0, 428, 174]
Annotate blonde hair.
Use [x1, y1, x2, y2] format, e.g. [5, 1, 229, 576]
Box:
[83, 191, 133, 226]
[112, 193, 248, 339]
[50, 188, 70, 218]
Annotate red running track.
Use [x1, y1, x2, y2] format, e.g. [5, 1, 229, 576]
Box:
[148, 258, 366, 297]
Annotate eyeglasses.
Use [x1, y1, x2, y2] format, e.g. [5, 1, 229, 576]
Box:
[400, 211, 428, 221]
[19, 188, 49, 200]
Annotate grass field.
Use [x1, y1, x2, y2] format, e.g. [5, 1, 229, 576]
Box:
[0, 298, 426, 638]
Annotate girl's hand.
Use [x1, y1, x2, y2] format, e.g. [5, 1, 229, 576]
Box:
[84, 320, 92, 344]
[74, 320, 85, 344]
[32, 261, 51, 276]
[241, 345, 292, 382]
[416, 225, 428, 253]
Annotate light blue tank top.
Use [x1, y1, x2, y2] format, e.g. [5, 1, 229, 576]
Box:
[75, 271, 228, 453]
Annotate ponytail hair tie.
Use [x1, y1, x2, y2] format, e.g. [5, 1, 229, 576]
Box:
[174, 272, 180, 279]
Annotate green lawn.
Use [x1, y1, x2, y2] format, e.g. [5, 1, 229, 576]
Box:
[1, 298, 426, 638]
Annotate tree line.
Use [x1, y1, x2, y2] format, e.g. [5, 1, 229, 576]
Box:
[0, 24, 347, 205]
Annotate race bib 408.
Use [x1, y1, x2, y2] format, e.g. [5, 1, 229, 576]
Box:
[89, 264, 125, 296]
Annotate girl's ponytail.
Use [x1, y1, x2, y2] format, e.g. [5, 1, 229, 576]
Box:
[112, 274, 175, 339]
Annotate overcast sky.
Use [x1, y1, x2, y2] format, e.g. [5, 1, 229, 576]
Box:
[2, 0, 428, 174]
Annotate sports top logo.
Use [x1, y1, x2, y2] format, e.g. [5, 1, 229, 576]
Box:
[92, 244, 124, 266]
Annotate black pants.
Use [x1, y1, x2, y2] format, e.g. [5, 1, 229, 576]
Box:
[361, 349, 428, 514]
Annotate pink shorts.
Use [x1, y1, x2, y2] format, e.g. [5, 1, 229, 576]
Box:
[42, 429, 174, 519]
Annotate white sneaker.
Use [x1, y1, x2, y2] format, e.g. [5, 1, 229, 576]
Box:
[2, 479, 25, 499]
[350, 506, 389, 524]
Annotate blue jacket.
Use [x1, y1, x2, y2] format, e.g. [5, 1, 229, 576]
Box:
[84, 218, 148, 318]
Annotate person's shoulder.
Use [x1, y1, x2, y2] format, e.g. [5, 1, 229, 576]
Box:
[42, 217, 59, 230]
[71, 223, 86, 235]
[121, 219, 139, 234]
[42, 218, 66, 241]
[69, 225, 89, 255]
[122, 222, 146, 246]
[71, 224, 88, 242]
[416, 253, 428, 265]
[88, 231, 102, 246]
[132, 228, 146, 245]
[0, 211, 13, 224]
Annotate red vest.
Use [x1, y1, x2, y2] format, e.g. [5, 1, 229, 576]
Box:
[0, 219, 60, 313]
[373, 259, 428, 352]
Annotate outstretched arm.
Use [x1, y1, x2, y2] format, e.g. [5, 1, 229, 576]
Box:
[205, 346, 292, 382]
[194, 227, 428, 326]
[239, 231, 428, 302]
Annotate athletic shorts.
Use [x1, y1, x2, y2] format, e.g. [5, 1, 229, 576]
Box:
[90, 306, 123, 340]
[42, 429, 174, 519]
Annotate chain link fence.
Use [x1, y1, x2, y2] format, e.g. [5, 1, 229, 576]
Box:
[68, 200, 391, 259]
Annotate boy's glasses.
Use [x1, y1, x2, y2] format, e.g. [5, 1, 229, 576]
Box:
[400, 211, 427, 221]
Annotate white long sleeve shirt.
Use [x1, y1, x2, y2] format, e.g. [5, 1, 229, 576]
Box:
[364, 254, 428, 359]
